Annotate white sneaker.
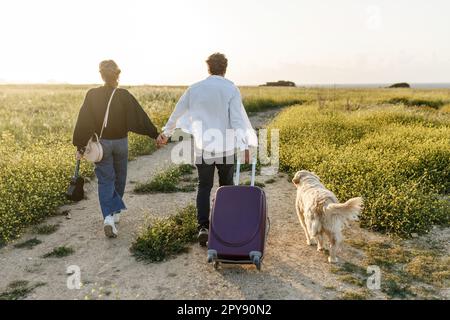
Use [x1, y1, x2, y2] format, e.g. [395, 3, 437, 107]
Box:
[113, 212, 121, 224]
[103, 215, 118, 238]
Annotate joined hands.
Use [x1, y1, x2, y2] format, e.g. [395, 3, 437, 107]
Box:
[156, 133, 169, 148]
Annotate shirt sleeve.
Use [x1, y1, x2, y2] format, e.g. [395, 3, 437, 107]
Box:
[125, 90, 159, 139]
[162, 88, 190, 137]
[72, 91, 95, 150]
[229, 87, 258, 150]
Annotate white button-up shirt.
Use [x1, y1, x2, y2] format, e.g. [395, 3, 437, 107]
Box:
[162, 75, 257, 159]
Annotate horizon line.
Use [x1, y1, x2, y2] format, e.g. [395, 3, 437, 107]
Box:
[0, 81, 449, 88]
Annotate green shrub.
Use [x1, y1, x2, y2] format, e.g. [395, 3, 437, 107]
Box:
[33, 224, 59, 235]
[130, 204, 197, 262]
[269, 104, 450, 237]
[242, 180, 266, 188]
[0, 135, 93, 244]
[13, 238, 42, 249]
[134, 164, 196, 194]
[386, 97, 445, 109]
[42, 246, 74, 258]
[339, 290, 370, 300]
[404, 255, 450, 285]
[243, 97, 303, 113]
[0, 280, 46, 300]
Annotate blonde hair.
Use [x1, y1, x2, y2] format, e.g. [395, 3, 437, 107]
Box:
[99, 60, 121, 88]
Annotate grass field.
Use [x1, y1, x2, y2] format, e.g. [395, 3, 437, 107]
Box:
[0, 84, 449, 243]
[0, 84, 303, 244]
[268, 89, 450, 237]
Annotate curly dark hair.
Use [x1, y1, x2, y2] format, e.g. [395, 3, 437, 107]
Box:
[206, 53, 228, 76]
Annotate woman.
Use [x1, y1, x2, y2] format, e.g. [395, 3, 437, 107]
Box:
[73, 60, 158, 238]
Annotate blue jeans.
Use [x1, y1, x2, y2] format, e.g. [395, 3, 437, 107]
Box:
[94, 138, 128, 218]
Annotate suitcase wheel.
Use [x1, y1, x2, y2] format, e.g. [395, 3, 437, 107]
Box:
[249, 251, 262, 271]
[253, 256, 261, 271]
[213, 261, 220, 270]
[207, 250, 218, 263]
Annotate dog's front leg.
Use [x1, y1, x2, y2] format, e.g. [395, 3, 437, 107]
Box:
[307, 237, 317, 246]
[316, 234, 325, 252]
[295, 202, 315, 245]
[328, 237, 340, 263]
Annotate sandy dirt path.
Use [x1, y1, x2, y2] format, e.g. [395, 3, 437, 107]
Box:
[0, 108, 447, 300]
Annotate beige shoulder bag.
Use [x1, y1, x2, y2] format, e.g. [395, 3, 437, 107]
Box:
[84, 88, 117, 163]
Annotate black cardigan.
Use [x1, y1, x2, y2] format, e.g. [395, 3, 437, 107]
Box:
[73, 86, 159, 150]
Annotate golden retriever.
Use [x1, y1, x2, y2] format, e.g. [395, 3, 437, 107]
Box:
[292, 170, 363, 263]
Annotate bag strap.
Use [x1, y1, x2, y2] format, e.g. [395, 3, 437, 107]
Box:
[99, 88, 117, 139]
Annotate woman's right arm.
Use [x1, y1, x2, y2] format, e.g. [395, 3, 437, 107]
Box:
[72, 91, 95, 151]
[125, 90, 159, 139]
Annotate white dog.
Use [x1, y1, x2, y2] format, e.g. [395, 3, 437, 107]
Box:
[292, 170, 363, 263]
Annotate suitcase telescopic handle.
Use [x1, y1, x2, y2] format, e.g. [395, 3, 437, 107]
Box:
[235, 156, 257, 186]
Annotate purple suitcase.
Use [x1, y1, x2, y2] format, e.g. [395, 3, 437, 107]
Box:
[207, 159, 268, 270]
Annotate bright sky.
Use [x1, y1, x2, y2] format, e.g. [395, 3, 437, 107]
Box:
[1, 0, 449, 85]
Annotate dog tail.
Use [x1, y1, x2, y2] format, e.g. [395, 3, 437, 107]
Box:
[324, 197, 363, 223]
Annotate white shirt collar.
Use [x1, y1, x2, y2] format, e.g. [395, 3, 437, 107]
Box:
[208, 75, 225, 80]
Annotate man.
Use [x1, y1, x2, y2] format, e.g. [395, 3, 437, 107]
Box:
[157, 53, 257, 246]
